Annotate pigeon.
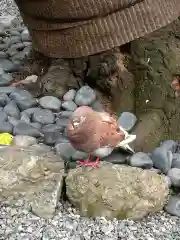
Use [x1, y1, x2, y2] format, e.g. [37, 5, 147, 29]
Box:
[67, 106, 136, 168]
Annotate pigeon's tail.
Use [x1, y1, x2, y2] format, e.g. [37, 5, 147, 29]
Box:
[117, 126, 136, 153]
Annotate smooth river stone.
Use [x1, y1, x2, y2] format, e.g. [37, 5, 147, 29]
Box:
[12, 135, 37, 147]
[63, 89, 76, 101]
[61, 101, 77, 111]
[39, 96, 61, 111]
[151, 147, 172, 174]
[167, 168, 180, 188]
[3, 101, 20, 119]
[13, 122, 43, 138]
[0, 86, 17, 94]
[1, 59, 20, 72]
[0, 51, 8, 59]
[0, 93, 10, 107]
[9, 89, 34, 101]
[165, 196, 180, 217]
[118, 112, 137, 131]
[128, 152, 153, 169]
[0, 121, 13, 133]
[75, 86, 96, 106]
[0, 111, 7, 122]
[0, 73, 13, 86]
[16, 98, 38, 111]
[172, 153, 180, 169]
[32, 109, 55, 125]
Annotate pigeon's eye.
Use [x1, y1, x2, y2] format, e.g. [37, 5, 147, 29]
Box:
[72, 120, 80, 128]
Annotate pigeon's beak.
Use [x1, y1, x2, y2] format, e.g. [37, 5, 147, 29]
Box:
[117, 126, 136, 153]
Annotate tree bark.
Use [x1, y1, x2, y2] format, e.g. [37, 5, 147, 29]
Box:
[83, 18, 180, 152]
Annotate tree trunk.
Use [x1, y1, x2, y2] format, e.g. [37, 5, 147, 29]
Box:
[83, 18, 180, 152]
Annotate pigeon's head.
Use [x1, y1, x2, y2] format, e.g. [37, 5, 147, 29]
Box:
[68, 106, 94, 131]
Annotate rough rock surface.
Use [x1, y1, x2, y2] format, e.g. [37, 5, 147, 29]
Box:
[0, 145, 64, 219]
[129, 19, 180, 152]
[66, 162, 169, 220]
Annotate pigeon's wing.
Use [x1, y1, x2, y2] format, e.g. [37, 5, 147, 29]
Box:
[98, 112, 116, 124]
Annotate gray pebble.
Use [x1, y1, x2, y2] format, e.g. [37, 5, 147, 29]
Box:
[55, 111, 73, 118]
[118, 112, 137, 131]
[0, 43, 8, 50]
[62, 101, 77, 111]
[20, 112, 31, 124]
[0, 86, 17, 94]
[21, 29, 31, 41]
[16, 98, 37, 111]
[1, 59, 20, 72]
[151, 147, 172, 174]
[0, 51, 8, 59]
[164, 176, 172, 187]
[102, 152, 129, 164]
[0, 73, 13, 86]
[0, 67, 4, 75]
[56, 117, 69, 128]
[42, 124, 63, 145]
[32, 109, 55, 125]
[63, 89, 76, 101]
[22, 107, 41, 118]
[12, 135, 37, 147]
[0, 93, 10, 107]
[41, 124, 64, 133]
[3, 101, 20, 119]
[128, 152, 153, 169]
[167, 168, 180, 187]
[71, 151, 89, 161]
[75, 86, 96, 106]
[165, 196, 180, 217]
[55, 142, 77, 160]
[23, 42, 32, 47]
[0, 24, 5, 36]
[10, 42, 24, 50]
[160, 140, 177, 153]
[7, 116, 19, 126]
[22, 46, 31, 57]
[91, 100, 104, 112]
[30, 122, 42, 130]
[11, 51, 26, 62]
[0, 111, 7, 122]
[55, 135, 69, 145]
[9, 30, 21, 36]
[9, 36, 21, 44]
[9, 89, 34, 101]
[6, 47, 18, 57]
[13, 122, 42, 138]
[0, 121, 13, 133]
[39, 96, 61, 111]
[172, 153, 180, 168]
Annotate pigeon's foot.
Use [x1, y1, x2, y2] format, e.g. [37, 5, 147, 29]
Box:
[77, 156, 100, 168]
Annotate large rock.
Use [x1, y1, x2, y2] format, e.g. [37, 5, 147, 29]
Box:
[0, 145, 64, 219]
[66, 162, 169, 220]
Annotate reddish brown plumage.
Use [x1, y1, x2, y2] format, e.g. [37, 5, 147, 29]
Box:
[67, 107, 125, 153]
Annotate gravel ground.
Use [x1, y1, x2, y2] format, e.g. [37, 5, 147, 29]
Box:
[0, 0, 19, 17]
[0, 202, 180, 240]
[0, 1, 179, 240]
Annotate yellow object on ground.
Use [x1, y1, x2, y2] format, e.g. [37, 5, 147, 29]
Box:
[0, 133, 13, 145]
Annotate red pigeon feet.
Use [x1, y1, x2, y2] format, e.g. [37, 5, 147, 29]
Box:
[77, 155, 100, 168]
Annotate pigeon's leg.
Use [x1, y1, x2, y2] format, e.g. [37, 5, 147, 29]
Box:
[77, 155, 92, 167]
[77, 156, 100, 168]
[85, 157, 100, 168]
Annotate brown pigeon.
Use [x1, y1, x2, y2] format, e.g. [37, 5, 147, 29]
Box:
[67, 106, 136, 167]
